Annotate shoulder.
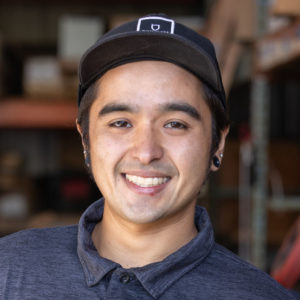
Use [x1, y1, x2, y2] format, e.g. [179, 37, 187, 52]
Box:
[0, 226, 89, 298]
[0, 225, 78, 259]
[0, 225, 78, 244]
[198, 243, 295, 299]
[0, 225, 79, 279]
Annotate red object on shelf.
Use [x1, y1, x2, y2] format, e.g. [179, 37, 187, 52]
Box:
[271, 217, 300, 289]
[62, 179, 91, 201]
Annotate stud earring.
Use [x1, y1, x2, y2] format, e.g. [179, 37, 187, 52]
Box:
[83, 150, 90, 168]
[220, 153, 224, 158]
[213, 156, 221, 168]
[85, 157, 90, 168]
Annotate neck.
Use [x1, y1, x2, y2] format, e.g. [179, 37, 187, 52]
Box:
[92, 205, 198, 268]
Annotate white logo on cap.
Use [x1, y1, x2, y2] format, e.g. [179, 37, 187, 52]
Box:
[137, 16, 175, 34]
[151, 24, 160, 31]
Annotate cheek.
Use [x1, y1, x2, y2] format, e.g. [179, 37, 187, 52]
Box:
[89, 130, 127, 169]
[168, 131, 210, 157]
[89, 133, 126, 194]
[166, 133, 211, 176]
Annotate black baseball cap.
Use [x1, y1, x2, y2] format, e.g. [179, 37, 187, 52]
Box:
[78, 13, 226, 109]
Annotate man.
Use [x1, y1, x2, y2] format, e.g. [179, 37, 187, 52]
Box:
[0, 14, 295, 299]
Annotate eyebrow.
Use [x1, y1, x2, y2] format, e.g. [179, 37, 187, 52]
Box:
[98, 101, 201, 120]
[98, 103, 135, 116]
[161, 103, 201, 120]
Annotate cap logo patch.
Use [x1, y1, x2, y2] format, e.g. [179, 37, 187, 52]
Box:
[151, 24, 160, 31]
[137, 16, 175, 34]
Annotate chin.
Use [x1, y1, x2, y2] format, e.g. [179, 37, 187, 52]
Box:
[121, 207, 166, 225]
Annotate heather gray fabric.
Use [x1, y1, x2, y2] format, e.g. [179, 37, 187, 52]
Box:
[0, 199, 295, 299]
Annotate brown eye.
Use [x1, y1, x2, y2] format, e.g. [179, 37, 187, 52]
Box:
[110, 120, 132, 128]
[165, 121, 187, 129]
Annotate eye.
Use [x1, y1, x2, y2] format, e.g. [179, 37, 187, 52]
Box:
[109, 120, 132, 128]
[164, 121, 187, 129]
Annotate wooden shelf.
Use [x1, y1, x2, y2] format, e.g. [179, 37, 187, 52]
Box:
[0, 212, 81, 236]
[0, 0, 198, 4]
[0, 218, 29, 236]
[0, 98, 77, 128]
[256, 19, 300, 77]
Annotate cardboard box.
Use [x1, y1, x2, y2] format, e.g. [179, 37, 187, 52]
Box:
[221, 42, 243, 93]
[23, 56, 64, 99]
[236, 0, 257, 41]
[256, 20, 300, 71]
[271, 0, 300, 17]
[205, 0, 236, 60]
[58, 15, 104, 70]
[23, 56, 77, 100]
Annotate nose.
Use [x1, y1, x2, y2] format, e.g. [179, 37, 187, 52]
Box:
[131, 124, 164, 165]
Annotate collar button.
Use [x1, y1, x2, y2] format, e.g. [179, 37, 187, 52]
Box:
[120, 272, 131, 284]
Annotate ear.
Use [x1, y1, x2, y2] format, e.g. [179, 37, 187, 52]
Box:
[76, 119, 82, 137]
[210, 126, 230, 172]
[76, 119, 88, 156]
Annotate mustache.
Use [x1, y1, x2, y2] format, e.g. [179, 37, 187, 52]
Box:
[117, 161, 177, 176]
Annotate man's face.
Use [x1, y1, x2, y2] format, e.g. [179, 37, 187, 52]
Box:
[87, 61, 213, 225]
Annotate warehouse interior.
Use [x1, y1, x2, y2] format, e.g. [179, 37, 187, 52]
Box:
[0, 0, 299, 293]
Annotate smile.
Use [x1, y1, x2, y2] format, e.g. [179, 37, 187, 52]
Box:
[125, 174, 169, 188]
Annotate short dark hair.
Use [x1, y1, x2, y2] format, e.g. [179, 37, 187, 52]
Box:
[77, 77, 229, 170]
[77, 79, 98, 150]
[201, 84, 230, 159]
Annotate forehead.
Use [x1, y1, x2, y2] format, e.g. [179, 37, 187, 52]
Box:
[91, 60, 208, 113]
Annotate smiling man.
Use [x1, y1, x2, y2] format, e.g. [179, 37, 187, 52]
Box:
[86, 60, 215, 269]
[0, 14, 295, 299]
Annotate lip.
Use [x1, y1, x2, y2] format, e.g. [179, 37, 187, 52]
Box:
[122, 173, 171, 196]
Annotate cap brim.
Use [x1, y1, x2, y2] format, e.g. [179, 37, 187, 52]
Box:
[79, 32, 223, 95]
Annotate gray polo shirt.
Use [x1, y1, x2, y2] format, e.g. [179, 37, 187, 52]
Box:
[0, 199, 295, 299]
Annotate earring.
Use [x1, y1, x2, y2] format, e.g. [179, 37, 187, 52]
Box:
[83, 150, 90, 168]
[213, 156, 221, 168]
[85, 157, 90, 168]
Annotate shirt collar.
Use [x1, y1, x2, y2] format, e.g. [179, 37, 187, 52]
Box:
[77, 199, 120, 286]
[77, 198, 215, 299]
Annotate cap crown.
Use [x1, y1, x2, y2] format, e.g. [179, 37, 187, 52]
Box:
[78, 14, 226, 109]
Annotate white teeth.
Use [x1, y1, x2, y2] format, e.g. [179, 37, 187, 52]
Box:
[125, 174, 169, 187]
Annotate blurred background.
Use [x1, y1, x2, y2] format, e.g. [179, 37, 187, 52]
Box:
[0, 0, 299, 294]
